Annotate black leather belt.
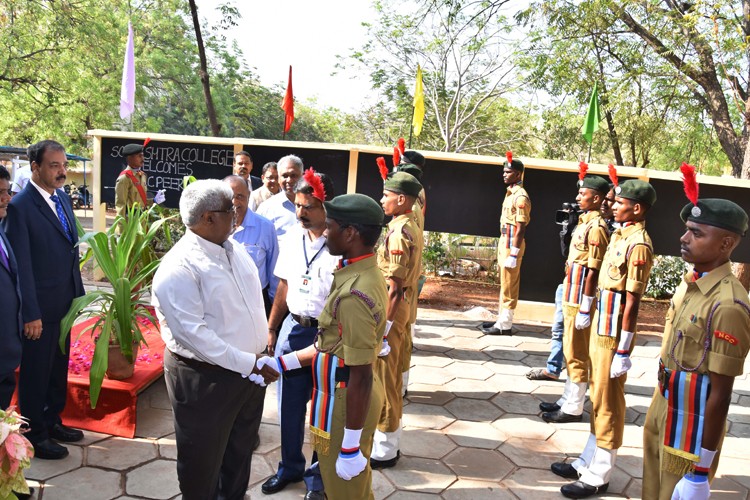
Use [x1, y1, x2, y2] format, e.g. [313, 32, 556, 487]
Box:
[291, 313, 318, 328]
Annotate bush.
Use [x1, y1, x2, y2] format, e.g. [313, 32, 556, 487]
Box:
[423, 231, 448, 275]
[646, 255, 687, 299]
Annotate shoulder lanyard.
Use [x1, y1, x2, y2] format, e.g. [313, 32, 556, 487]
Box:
[303, 233, 326, 273]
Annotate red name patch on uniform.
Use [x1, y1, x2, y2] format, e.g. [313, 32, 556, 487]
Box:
[714, 330, 738, 345]
[633, 260, 646, 266]
[590, 240, 599, 247]
[390, 250, 404, 255]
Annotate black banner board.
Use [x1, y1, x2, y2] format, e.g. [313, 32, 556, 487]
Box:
[100, 138, 235, 208]
[241, 145, 350, 199]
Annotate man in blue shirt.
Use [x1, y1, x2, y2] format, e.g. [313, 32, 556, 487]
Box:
[257, 155, 303, 239]
[225, 176, 279, 315]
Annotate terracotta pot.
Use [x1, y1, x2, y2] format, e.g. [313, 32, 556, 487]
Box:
[106, 343, 140, 380]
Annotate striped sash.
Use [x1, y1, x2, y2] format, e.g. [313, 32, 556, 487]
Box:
[504, 224, 515, 249]
[596, 289, 623, 349]
[563, 262, 586, 305]
[309, 351, 346, 456]
[661, 366, 710, 473]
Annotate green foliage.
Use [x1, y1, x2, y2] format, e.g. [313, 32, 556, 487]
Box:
[423, 231, 448, 274]
[646, 255, 687, 299]
[60, 205, 173, 408]
[342, 0, 537, 154]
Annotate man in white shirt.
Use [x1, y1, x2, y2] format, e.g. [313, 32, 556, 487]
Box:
[10, 163, 31, 195]
[152, 179, 279, 500]
[257, 155, 303, 238]
[261, 169, 337, 500]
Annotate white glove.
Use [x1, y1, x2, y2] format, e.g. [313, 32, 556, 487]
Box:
[575, 311, 591, 329]
[268, 352, 301, 373]
[617, 329, 636, 352]
[384, 320, 393, 337]
[671, 475, 710, 500]
[378, 338, 391, 357]
[610, 353, 632, 378]
[575, 295, 594, 329]
[336, 428, 366, 480]
[248, 373, 266, 386]
[503, 255, 517, 269]
[154, 189, 166, 204]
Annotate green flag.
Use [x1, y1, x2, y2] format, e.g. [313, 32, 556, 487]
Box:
[581, 82, 601, 144]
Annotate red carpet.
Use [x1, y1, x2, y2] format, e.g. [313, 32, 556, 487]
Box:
[60, 317, 165, 438]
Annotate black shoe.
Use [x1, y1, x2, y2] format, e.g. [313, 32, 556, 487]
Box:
[551, 462, 579, 480]
[14, 487, 34, 500]
[261, 474, 303, 494]
[539, 401, 561, 412]
[50, 423, 84, 443]
[481, 321, 495, 329]
[542, 410, 583, 423]
[481, 326, 515, 335]
[370, 450, 400, 470]
[33, 438, 69, 460]
[304, 491, 325, 500]
[561, 481, 609, 498]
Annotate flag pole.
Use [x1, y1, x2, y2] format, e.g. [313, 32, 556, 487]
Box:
[588, 142, 592, 163]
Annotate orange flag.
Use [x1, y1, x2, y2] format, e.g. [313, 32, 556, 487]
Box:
[281, 66, 294, 134]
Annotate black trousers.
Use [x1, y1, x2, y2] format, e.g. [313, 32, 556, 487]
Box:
[164, 350, 265, 500]
[0, 371, 16, 410]
[19, 321, 69, 443]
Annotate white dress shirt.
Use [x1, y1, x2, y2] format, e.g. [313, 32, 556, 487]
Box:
[152, 230, 267, 375]
[30, 179, 63, 220]
[11, 166, 31, 193]
[274, 224, 338, 318]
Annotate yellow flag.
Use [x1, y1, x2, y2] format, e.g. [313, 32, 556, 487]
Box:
[412, 64, 425, 137]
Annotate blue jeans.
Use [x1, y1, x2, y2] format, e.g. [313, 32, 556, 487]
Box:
[546, 284, 565, 377]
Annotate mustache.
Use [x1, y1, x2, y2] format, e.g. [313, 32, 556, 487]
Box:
[56, 175, 66, 181]
[298, 217, 310, 223]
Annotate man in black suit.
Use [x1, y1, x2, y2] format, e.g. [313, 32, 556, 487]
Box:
[0, 165, 22, 409]
[3, 140, 85, 460]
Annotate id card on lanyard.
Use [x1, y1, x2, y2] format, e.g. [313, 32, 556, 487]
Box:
[300, 233, 325, 294]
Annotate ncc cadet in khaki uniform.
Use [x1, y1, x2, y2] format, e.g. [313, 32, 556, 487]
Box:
[542, 167, 611, 424]
[482, 152, 531, 335]
[258, 194, 388, 500]
[642, 170, 750, 500]
[395, 151, 426, 394]
[553, 178, 656, 498]
[370, 172, 424, 469]
[115, 143, 164, 218]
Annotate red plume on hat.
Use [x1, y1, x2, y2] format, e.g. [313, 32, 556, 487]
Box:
[303, 167, 326, 202]
[578, 161, 588, 182]
[397, 137, 405, 156]
[376, 157, 389, 181]
[143, 137, 151, 148]
[680, 162, 699, 206]
[607, 164, 618, 187]
[505, 151, 513, 165]
[393, 147, 401, 169]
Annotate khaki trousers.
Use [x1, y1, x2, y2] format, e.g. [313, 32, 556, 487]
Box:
[642, 388, 724, 499]
[588, 310, 625, 449]
[318, 373, 385, 500]
[562, 304, 592, 384]
[375, 298, 410, 433]
[498, 237, 525, 310]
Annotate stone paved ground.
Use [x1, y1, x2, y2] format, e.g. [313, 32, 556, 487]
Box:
[22, 307, 750, 499]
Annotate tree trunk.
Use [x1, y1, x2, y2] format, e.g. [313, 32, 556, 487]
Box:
[188, 0, 221, 137]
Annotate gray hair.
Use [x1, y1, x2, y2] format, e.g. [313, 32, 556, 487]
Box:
[179, 179, 233, 227]
[223, 174, 251, 194]
[277, 154, 303, 173]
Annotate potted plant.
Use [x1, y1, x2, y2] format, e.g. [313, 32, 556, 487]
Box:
[60, 205, 172, 408]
